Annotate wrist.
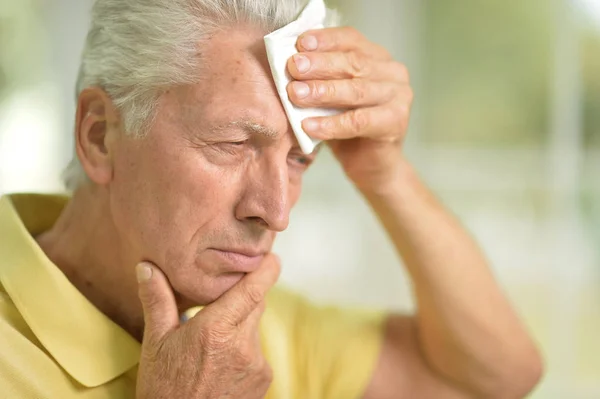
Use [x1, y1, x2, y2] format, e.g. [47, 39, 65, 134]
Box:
[357, 155, 417, 202]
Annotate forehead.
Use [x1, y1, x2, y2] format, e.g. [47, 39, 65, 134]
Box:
[175, 25, 289, 132]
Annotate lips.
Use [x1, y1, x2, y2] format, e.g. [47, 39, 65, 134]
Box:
[208, 248, 265, 273]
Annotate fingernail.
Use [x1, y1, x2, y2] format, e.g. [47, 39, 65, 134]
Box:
[301, 35, 318, 51]
[136, 263, 153, 283]
[293, 54, 310, 73]
[292, 81, 310, 98]
[303, 118, 321, 133]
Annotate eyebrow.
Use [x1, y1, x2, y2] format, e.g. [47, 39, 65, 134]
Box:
[212, 119, 280, 139]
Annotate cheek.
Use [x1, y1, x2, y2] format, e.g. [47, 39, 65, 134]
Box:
[109, 139, 239, 263]
[110, 140, 192, 253]
[108, 141, 156, 250]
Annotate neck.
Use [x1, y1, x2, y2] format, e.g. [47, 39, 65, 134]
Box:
[36, 185, 145, 341]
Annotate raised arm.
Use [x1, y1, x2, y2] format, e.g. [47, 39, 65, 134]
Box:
[286, 26, 543, 398]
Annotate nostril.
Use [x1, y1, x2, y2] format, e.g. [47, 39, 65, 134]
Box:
[247, 216, 268, 227]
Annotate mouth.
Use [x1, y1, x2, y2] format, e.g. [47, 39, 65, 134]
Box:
[207, 248, 266, 273]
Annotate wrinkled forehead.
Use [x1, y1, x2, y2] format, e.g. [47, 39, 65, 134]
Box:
[173, 25, 287, 130]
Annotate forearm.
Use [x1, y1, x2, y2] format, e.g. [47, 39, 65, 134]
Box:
[362, 157, 542, 398]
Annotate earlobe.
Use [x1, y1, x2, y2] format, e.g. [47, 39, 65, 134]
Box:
[75, 87, 120, 186]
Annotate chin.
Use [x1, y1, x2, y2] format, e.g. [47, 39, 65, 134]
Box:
[177, 272, 247, 309]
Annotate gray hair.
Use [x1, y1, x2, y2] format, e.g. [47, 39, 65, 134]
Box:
[63, 0, 340, 191]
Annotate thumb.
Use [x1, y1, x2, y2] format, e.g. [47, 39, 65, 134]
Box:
[136, 262, 179, 344]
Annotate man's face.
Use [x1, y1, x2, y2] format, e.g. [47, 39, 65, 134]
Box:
[108, 26, 315, 305]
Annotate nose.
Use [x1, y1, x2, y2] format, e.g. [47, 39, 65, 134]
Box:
[235, 155, 290, 232]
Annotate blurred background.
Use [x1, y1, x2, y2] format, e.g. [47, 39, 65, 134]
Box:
[0, 0, 598, 397]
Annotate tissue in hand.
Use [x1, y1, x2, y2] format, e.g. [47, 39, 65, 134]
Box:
[264, 0, 341, 154]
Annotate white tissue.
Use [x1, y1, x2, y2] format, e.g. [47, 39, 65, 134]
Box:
[264, 0, 341, 154]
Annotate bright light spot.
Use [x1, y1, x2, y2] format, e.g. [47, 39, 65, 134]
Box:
[578, 0, 600, 26]
[0, 83, 64, 194]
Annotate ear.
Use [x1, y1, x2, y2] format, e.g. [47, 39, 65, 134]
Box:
[74, 87, 121, 186]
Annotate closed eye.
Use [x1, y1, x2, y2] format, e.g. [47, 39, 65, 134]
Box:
[211, 140, 250, 155]
[227, 140, 248, 146]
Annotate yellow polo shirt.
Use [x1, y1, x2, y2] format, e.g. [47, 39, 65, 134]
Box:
[0, 193, 385, 399]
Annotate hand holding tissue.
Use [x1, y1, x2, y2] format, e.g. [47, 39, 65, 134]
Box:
[264, 0, 413, 193]
[264, 0, 340, 154]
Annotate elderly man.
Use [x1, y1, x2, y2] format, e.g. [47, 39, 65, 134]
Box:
[0, 0, 543, 398]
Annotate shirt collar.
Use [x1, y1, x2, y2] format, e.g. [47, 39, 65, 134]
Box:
[0, 193, 141, 388]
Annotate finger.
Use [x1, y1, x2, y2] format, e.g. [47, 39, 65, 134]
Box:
[288, 53, 408, 82]
[136, 262, 180, 344]
[243, 301, 266, 348]
[302, 103, 410, 141]
[297, 27, 392, 61]
[201, 254, 280, 327]
[287, 79, 400, 109]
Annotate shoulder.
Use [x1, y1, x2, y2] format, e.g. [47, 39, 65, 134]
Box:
[0, 285, 136, 399]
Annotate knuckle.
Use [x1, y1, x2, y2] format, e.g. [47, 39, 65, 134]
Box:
[241, 283, 264, 307]
[234, 345, 256, 367]
[348, 110, 369, 133]
[310, 81, 328, 101]
[348, 51, 366, 77]
[350, 80, 366, 103]
[323, 81, 337, 100]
